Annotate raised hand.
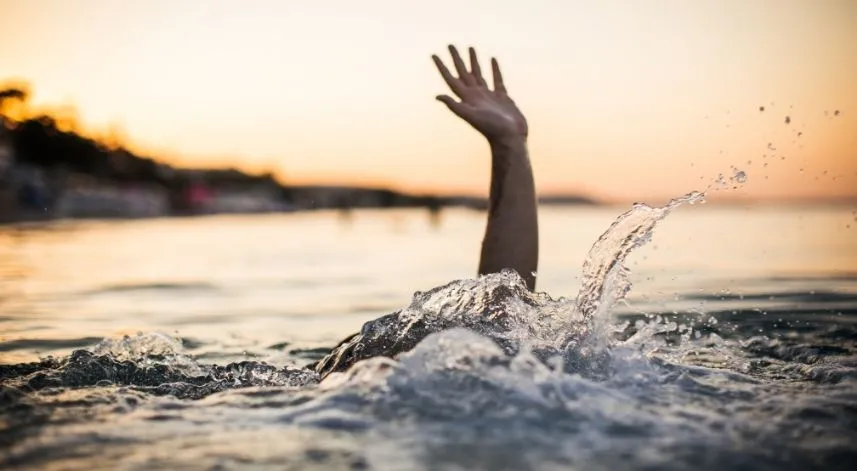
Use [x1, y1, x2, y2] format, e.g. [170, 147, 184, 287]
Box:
[310, 45, 541, 380]
[433, 45, 528, 141]
[432, 44, 538, 291]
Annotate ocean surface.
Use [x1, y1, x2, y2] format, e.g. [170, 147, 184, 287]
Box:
[1, 203, 856, 470]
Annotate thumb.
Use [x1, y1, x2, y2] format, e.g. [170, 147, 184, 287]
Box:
[436, 95, 469, 120]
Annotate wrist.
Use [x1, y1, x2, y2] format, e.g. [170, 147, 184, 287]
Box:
[489, 135, 527, 150]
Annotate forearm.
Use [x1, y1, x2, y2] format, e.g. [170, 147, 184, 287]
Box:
[478, 136, 539, 290]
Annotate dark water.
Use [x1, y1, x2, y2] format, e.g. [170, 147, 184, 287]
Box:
[1, 204, 856, 470]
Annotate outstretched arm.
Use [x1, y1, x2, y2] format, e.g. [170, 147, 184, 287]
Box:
[432, 45, 538, 290]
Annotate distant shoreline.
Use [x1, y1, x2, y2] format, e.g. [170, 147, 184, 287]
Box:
[2, 192, 854, 229]
[2, 103, 852, 229]
[0, 186, 602, 226]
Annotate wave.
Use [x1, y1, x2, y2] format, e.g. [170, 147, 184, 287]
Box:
[81, 281, 221, 295]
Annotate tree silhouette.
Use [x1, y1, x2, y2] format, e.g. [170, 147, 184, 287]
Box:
[0, 80, 452, 215]
[0, 84, 30, 119]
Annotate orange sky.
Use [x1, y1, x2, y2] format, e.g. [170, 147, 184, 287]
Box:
[0, 0, 855, 202]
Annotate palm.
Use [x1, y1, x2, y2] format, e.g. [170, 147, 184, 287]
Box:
[433, 46, 528, 140]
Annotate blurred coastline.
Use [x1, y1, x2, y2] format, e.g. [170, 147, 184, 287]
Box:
[0, 85, 600, 225]
[1, 84, 852, 227]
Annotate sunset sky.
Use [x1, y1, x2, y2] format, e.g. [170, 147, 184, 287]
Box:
[1, 0, 854, 202]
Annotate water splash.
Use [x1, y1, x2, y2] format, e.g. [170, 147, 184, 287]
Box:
[92, 332, 184, 360]
[707, 168, 748, 192]
[91, 331, 205, 376]
[313, 188, 713, 379]
[570, 191, 706, 351]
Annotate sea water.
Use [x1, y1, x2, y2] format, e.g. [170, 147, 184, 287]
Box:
[1, 202, 856, 471]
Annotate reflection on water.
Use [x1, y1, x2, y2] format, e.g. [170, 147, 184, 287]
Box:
[0, 205, 855, 364]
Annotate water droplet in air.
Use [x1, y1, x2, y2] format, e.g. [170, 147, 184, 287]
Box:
[784, 116, 791, 124]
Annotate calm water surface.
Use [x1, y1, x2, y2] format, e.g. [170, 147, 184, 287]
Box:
[1, 205, 856, 470]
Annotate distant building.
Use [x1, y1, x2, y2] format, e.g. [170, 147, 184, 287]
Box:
[184, 179, 214, 213]
[54, 174, 169, 219]
[205, 187, 291, 214]
[172, 170, 291, 215]
[285, 185, 397, 210]
[0, 121, 17, 222]
[0, 119, 12, 175]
